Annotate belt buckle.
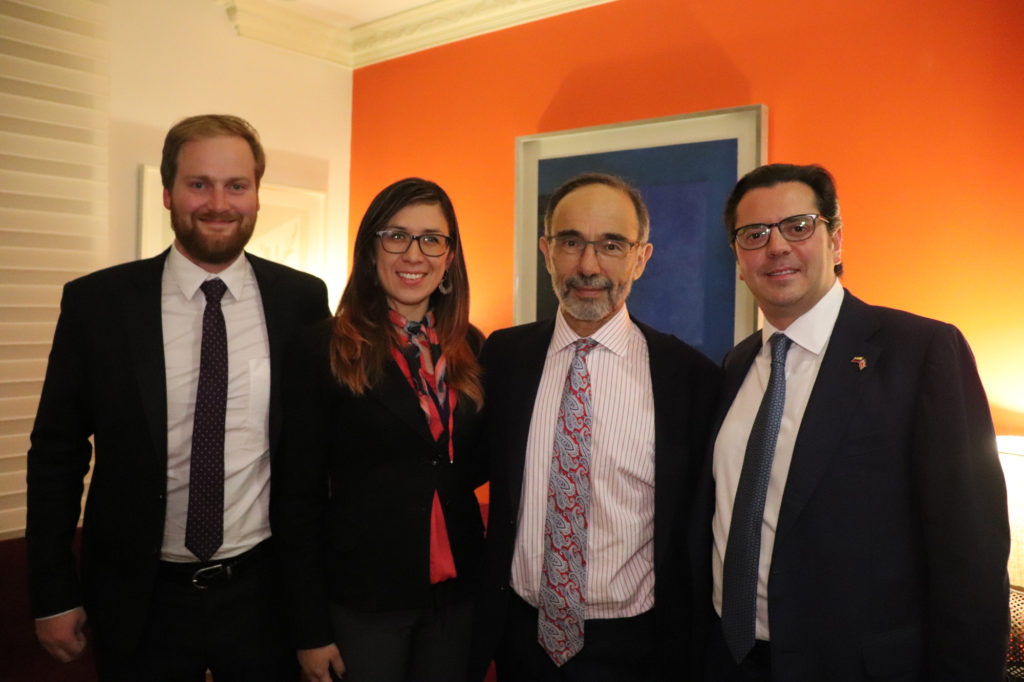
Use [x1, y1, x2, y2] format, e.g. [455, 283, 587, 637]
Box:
[191, 563, 226, 590]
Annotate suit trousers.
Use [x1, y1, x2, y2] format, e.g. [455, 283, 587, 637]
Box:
[329, 578, 475, 682]
[94, 543, 296, 682]
[495, 591, 657, 682]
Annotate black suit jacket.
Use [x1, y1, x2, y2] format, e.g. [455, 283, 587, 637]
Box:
[693, 290, 1009, 680]
[472, 316, 722, 678]
[26, 249, 330, 652]
[270, 319, 486, 649]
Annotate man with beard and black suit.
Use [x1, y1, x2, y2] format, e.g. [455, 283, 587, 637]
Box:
[26, 114, 330, 680]
[473, 173, 722, 681]
[699, 163, 1008, 681]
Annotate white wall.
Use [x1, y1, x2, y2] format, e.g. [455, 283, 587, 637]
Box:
[108, 0, 352, 305]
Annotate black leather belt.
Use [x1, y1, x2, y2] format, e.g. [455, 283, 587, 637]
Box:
[158, 541, 268, 590]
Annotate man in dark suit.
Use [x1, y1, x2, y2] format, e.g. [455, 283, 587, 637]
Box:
[474, 173, 722, 681]
[701, 163, 1009, 680]
[26, 114, 330, 680]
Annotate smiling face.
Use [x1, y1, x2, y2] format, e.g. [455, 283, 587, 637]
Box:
[733, 181, 842, 329]
[375, 202, 453, 321]
[539, 183, 653, 337]
[163, 135, 259, 273]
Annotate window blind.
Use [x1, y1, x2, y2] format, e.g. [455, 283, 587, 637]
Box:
[0, 0, 108, 539]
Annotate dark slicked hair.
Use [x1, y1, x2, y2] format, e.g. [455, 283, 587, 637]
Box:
[330, 177, 483, 409]
[161, 114, 266, 190]
[723, 163, 843, 276]
[543, 172, 650, 242]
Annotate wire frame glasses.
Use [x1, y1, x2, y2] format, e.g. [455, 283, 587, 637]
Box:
[732, 214, 829, 250]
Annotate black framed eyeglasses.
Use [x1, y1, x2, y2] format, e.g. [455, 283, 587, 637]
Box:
[375, 229, 453, 257]
[731, 213, 829, 250]
[546, 234, 641, 260]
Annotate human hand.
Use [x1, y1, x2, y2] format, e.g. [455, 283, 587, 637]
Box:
[297, 643, 345, 682]
[35, 607, 88, 662]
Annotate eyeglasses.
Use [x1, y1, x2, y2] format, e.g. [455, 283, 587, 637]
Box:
[376, 229, 453, 257]
[732, 214, 828, 251]
[547, 234, 641, 260]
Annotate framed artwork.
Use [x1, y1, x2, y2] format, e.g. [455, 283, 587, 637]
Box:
[138, 165, 327, 276]
[514, 105, 766, 362]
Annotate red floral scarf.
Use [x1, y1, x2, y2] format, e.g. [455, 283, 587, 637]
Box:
[389, 309, 457, 583]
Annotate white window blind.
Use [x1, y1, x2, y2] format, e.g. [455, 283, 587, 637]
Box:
[0, 0, 108, 539]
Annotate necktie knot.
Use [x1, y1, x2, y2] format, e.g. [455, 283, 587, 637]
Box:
[200, 278, 227, 304]
[573, 338, 598, 358]
[768, 332, 791, 367]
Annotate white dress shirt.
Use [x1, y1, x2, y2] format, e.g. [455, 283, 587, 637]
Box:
[711, 280, 844, 639]
[161, 246, 271, 562]
[511, 304, 657, 619]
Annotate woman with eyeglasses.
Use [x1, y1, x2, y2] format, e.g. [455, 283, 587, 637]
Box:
[272, 178, 486, 682]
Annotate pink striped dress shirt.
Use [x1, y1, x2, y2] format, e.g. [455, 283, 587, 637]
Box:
[511, 305, 657, 619]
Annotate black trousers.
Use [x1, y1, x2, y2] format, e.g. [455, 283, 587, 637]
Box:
[494, 592, 658, 682]
[94, 543, 296, 682]
[329, 579, 475, 682]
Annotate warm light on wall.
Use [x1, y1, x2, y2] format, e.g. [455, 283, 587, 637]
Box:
[1000, 435, 1024, 589]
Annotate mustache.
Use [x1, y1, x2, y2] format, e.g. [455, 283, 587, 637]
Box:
[196, 210, 241, 222]
[563, 274, 612, 291]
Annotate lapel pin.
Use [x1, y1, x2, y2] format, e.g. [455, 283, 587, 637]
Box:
[851, 356, 867, 371]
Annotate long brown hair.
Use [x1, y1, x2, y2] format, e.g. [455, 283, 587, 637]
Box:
[330, 178, 483, 409]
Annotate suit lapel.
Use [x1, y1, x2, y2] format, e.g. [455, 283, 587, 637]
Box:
[123, 251, 170, 465]
[715, 333, 763, 438]
[775, 292, 881, 540]
[499, 320, 554, 514]
[249, 254, 289, 452]
[643, 323, 684, 573]
[368, 359, 436, 445]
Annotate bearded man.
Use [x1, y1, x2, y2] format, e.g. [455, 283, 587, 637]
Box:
[470, 172, 722, 682]
[26, 114, 330, 681]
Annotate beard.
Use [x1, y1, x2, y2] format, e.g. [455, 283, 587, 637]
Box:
[553, 273, 633, 322]
[170, 205, 256, 266]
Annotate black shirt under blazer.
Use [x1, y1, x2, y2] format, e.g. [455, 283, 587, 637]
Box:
[25, 250, 330, 652]
[470, 316, 723, 679]
[271, 318, 486, 649]
[690, 290, 1009, 680]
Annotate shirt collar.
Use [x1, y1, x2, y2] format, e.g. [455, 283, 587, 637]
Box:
[165, 244, 249, 302]
[549, 303, 633, 357]
[761, 279, 843, 356]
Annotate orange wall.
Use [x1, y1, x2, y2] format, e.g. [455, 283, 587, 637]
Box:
[350, 0, 1024, 433]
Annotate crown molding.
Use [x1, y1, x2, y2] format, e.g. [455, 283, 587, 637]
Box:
[216, 0, 354, 65]
[217, 0, 615, 68]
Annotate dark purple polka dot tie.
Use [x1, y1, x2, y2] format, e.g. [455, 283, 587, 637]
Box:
[721, 332, 791, 662]
[185, 278, 228, 562]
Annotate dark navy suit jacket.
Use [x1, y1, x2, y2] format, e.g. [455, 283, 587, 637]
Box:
[692, 290, 1009, 680]
[26, 249, 330, 651]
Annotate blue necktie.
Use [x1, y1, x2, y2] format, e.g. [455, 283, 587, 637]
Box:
[720, 332, 792, 662]
[185, 278, 228, 562]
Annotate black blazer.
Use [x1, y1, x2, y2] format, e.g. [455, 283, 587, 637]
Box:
[270, 318, 486, 649]
[471, 316, 722, 678]
[25, 250, 330, 652]
[692, 290, 1009, 680]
